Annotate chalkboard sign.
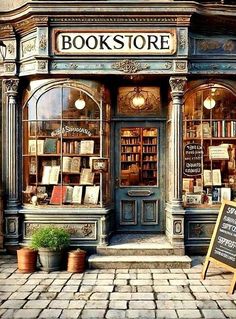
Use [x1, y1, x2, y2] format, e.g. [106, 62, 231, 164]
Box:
[183, 143, 202, 176]
[202, 200, 236, 294]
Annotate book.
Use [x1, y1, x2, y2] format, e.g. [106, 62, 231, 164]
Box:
[80, 140, 94, 155]
[29, 157, 37, 174]
[84, 186, 100, 204]
[65, 186, 74, 203]
[209, 144, 229, 160]
[44, 138, 58, 154]
[28, 140, 44, 155]
[70, 157, 81, 173]
[41, 165, 60, 184]
[62, 157, 72, 172]
[72, 186, 83, 204]
[203, 169, 221, 186]
[50, 185, 67, 204]
[80, 168, 94, 185]
[221, 187, 231, 201]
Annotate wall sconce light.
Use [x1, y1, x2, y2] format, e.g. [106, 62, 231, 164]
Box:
[0, 40, 7, 60]
[131, 87, 146, 109]
[75, 91, 86, 110]
[203, 96, 216, 110]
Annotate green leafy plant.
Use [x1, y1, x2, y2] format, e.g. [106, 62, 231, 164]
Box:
[31, 226, 70, 251]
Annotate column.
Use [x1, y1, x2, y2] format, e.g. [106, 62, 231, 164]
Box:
[165, 76, 187, 254]
[4, 78, 21, 247]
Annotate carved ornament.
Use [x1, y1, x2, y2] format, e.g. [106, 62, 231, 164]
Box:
[4, 79, 19, 94]
[112, 59, 149, 73]
[50, 17, 177, 24]
[4, 63, 15, 73]
[39, 34, 47, 50]
[7, 43, 15, 55]
[169, 76, 187, 92]
[22, 38, 36, 58]
[175, 61, 187, 71]
[37, 60, 47, 70]
[179, 31, 187, 50]
[199, 40, 221, 52]
[173, 220, 183, 235]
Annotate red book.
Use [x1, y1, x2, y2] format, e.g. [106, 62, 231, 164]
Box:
[50, 186, 67, 205]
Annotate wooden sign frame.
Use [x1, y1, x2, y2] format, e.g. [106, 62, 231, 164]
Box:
[201, 200, 236, 294]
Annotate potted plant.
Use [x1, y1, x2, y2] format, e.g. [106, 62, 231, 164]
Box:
[17, 247, 38, 273]
[31, 226, 70, 272]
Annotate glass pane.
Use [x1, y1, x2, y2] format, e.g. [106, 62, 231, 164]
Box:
[37, 88, 62, 120]
[62, 87, 100, 119]
[120, 127, 158, 186]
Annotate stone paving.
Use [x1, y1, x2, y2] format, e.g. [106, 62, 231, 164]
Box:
[0, 255, 236, 318]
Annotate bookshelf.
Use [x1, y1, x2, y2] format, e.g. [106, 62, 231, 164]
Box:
[183, 86, 236, 206]
[22, 86, 110, 207]
[120, 127, 158, 186]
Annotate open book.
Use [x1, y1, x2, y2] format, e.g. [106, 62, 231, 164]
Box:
[203, 169, 221, 186]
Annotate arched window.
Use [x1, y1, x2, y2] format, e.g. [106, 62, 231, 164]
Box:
[22, 81, 110, 207]
[183, 83, 236, 206]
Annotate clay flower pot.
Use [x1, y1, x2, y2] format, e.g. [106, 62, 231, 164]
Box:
[67, 249, 86, 273]
[17, 247, 38, 273]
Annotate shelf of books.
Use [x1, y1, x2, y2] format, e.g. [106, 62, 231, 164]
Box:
[120, 127, 158, 186]
[23, 118, 107, 207]
[183, 86, 236, 207]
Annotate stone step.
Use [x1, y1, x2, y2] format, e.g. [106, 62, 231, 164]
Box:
[97, 246, 175, 256]
[88, 255, 192, 269]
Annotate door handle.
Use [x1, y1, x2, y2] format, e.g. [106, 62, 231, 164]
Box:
[115, 177, 119, 188]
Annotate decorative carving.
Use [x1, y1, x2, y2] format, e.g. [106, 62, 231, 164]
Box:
[15, 16, 48, 32]
[4, 79, 19, 95]
[52, 62, 58, 70]
[190, 222, 215, 239]
[22, 38, 36, 58]
[112, 59, 149, 73]
[39, 33, 47, 50]
[5, 217, 18, 236]
[70, 63, 78, 70]
[223, 40, 235, 52]
[81, 224, 93, 236]
[4, 63, 15, 73]
[175, 61, 187, 71]
[198, 40, 221, 52]
[7, 43, 15, 55]
[190, 63, 234, 71]
[50, 17, 177, 24]
[37, 60, 47, 70]
[169, 76, 187, 92]
[179, 30, 187, 50]
[177, 16, 191, 25]
[164, 62, 172, 69]
[25, 222, 96, 239]
[173, 220, 183, 235]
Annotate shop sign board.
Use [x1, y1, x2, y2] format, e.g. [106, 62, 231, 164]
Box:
[183, 143, 202, 176]
[202, 200, 236, 294]
[54, 30, 176, 55]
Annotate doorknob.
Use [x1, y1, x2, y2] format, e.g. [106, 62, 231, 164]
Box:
[115, 177, 119, 188]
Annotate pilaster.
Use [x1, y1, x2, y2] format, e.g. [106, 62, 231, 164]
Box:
[3, 78, 21, 247]
[166, 76, 187, 254]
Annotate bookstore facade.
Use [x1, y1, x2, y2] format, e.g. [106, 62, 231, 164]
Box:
[1, 1, 236, 255]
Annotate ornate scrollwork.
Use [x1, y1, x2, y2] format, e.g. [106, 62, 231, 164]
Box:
[169, 76, 187, 93]
[37, 60, 47, 70]
[39, 34, 47, 50]
[81, 224, 93, 237]
[5, 63, 15, 73]
[175, 61, 187, 71]
[7, 43, 15, 55]
[4, 79, 19, 95]
[112, 59, 149, 73]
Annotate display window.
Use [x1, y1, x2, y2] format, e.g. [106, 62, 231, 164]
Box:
[22, 81, 110, 207]
[183, 84, 236, 206]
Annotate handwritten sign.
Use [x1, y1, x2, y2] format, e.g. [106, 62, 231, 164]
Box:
[183, 143, 202, 176]
[202, 200, 236, 294]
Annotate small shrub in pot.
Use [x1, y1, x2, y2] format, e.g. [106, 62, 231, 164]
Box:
[31, 226, 70, 272]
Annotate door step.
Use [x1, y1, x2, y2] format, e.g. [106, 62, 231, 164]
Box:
[88, 234, 192, 269]
[88, 255, 192, 269]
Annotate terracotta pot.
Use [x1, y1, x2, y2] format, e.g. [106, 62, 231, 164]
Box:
[17, 248, 38, 273]
[67, 249, 86, 273]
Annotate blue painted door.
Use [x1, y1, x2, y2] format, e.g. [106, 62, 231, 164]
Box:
[115, 121, 165, 232]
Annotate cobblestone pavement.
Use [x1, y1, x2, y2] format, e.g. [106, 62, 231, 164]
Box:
[0, 255, 236, 319]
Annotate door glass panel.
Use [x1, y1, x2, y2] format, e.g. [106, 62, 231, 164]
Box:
[120, 127, 158, 186]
